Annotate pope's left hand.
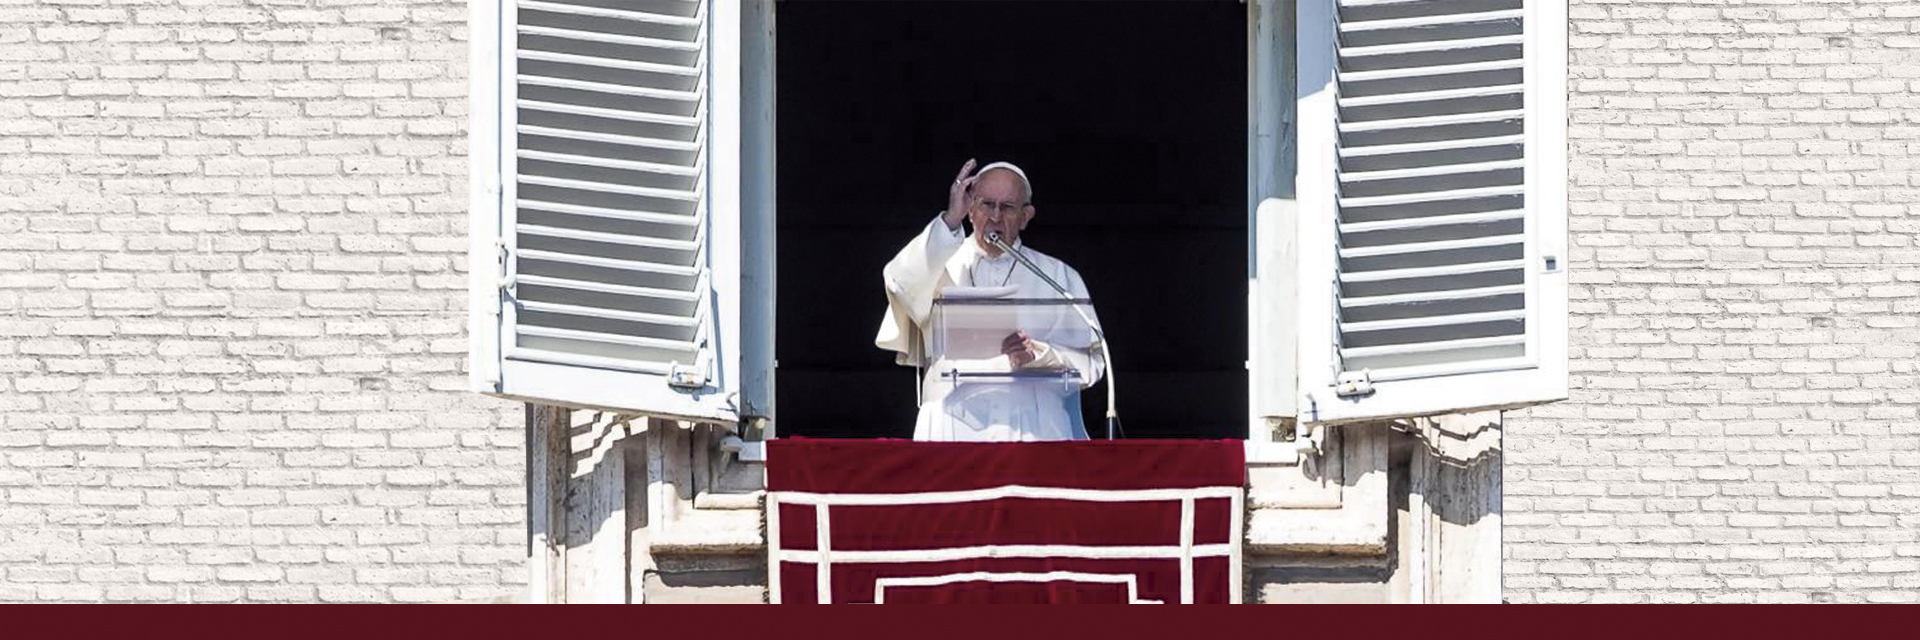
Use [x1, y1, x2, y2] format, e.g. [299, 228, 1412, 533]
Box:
[1002, 331, 1043, 368]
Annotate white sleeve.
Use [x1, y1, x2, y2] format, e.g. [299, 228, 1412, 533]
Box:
[881, 213, 966, 326]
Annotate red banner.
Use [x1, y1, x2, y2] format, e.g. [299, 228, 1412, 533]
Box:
[767, 439, 1246, 604]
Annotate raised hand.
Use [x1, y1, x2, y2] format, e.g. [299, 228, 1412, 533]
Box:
[943, 158, 978, 231]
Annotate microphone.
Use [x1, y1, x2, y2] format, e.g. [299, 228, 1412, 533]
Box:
[985, 232, 1121, 440]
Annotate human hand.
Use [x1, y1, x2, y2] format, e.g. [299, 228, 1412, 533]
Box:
[1002, 330, 1042, 368]
[943, 158, 978, 231]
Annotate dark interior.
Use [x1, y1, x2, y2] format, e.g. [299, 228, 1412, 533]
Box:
[775, 1, 1248, 439]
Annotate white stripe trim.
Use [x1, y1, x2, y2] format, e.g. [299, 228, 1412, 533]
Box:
[772, 485, 1241, 507]
[781, 543, 1233, 565]
[766, 493, 782, 604]
[873, 572, 1157, 604]
[815, 504, 831, 604]
[1179, 497, 1195, 605]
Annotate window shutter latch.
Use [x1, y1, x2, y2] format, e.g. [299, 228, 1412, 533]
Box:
[667, 360, 710, 390]
[495, 240, 513, 292]
[1334, 369, 1374, 398]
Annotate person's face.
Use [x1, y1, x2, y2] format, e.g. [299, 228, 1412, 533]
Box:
[967, 169, 1034, 253]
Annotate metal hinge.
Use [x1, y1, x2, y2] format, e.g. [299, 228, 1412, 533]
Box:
[667, 360, 709, 390]
[495, 240, 512, 292]
[1334, 369, 1374, 398]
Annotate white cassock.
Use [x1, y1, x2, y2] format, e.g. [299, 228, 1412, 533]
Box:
[875, 214, 1106, 442]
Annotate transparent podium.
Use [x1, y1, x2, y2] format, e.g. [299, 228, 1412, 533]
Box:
[921, 295, 1100, 442]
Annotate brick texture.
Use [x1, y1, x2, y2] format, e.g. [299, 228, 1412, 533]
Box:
[1504, 0, 1920, 604]
[5, 0, 1917, 604]
[0, 1, 523, 602]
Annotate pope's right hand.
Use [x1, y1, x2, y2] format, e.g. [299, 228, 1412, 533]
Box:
[943, 158, 977, 231]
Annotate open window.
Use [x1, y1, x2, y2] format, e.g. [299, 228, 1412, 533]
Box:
[773, 1, 1250, 440]
[470, 0, 772, 423]
[469, 0, 1569, 438]
[1291, 0, 1568, 425]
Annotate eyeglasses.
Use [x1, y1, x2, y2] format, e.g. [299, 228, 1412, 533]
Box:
[972, 198, 1028, 216]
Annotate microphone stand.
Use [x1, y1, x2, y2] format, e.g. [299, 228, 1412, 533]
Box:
[987, 233, 1120, 440]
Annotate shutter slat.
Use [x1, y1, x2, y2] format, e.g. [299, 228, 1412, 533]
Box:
[1340, 159, 1525, 183]
[518, 99, 703, 128]
[516, 199, 698, 226]
[1341, 334, 1524, 360]
[515, 274, 702, 303]
[1337, 84, 1523, 108]
[1341, 309, 1526, 333]
[1341, 283, 1525, 308]
[1360, 356, 1538, 384]
[1340, 58, 1523, 83]
[1338, 184, 1524, 208]
[1339, 208, 1524, 234]
[519, 75, 703, 102]
[518, 248, 700, 278]
[1339, 260, 1526, 284]
[517, 223, 700, 252]
[517, 49, 702, 77]
[518, 24, 702, 51]
[517, 124, 703, 152]
[520, 0, 705, 27]
[1338, 34, 1523, 59]
[518, 324, 699, 352]
[1338, 109, 1524, 133]
[1341, 133, 1524, 157]
[517, 149, 702, 177]
[1338, 0, 1441, 7]
[1339, 9, 1525, 32]
[1338, 233, 1524, 259]
[520, 300, 702, 328]
[504, 347, 677, 375]
[518, 173, 702, 201]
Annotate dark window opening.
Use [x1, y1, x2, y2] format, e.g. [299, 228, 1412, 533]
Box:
[776, 1, 1248, 439]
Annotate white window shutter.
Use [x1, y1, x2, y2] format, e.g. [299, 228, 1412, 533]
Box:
[471, 0, 751, 423]
[1294, 0, 1567, 425]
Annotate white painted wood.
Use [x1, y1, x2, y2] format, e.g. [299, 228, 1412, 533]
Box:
[495, 359, 738, 422]
[1339, 208, 1524, 234]
[1339, 133, 1524, 157]
[1294, 0, 1569, 427]
[1339, 9, 1524, 33]
[1339, 34, 1524, 58]
[738, 0, 777, 421]
[1249, 0, 1297, 427]
[468, 0, 504, 393]
[1293, 0, 1343, 426]
[477, 0, 749, 422]
[709, 0, 745, 409]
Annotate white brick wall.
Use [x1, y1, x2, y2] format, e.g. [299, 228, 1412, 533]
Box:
[0, 1, 524, 602]
[5, 0, 1917, 604]
[1504, 0, 1920, 604]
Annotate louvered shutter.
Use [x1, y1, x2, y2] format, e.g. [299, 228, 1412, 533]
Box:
[1294, 0, 1567, 425]
[471, 0, 751, 422]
